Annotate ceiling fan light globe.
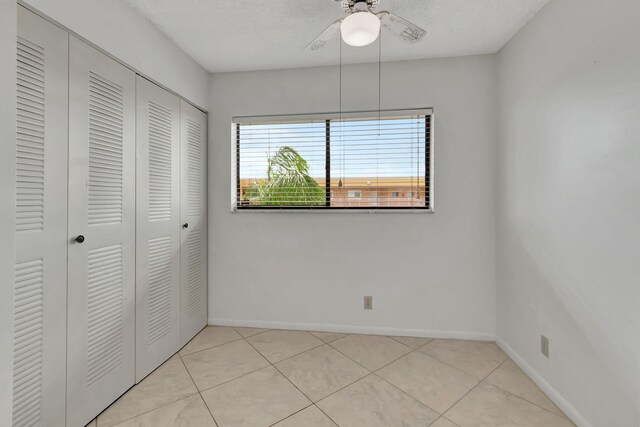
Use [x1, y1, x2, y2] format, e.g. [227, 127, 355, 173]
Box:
[340, 11, 381, 47]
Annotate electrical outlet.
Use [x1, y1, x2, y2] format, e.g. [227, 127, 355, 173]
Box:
[541, 335, 550, 358]
[364, 296, 373, 310]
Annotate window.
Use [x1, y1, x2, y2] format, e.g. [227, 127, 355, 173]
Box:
[233, 110, 432, 210]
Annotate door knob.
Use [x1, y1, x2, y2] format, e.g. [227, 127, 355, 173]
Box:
[183, 223, 189, 229]
[75, 235, 85, 244]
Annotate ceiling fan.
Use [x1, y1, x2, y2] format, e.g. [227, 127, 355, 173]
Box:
[305, 0, 427, 51]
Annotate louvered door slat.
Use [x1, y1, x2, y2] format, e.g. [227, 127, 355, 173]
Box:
[12, 260, 43, 427]
[16, 34, 45, 234]
[87, 72, 124, 227]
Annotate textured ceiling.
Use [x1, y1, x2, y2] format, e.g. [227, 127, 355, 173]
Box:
[124, 0, 549, 73]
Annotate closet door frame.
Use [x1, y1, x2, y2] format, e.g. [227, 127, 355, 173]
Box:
[180, 100, 208, 346]
[66, 35, 136, 427]
[135, 76, 182, 382]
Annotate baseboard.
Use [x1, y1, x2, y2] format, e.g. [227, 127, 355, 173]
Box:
[209, 317, 495, 341]
[495, 337, 591, 427]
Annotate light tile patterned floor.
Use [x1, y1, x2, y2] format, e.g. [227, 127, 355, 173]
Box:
[88, 326, 575, 427]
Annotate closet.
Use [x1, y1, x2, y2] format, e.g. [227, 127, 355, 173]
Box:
[13, 7, 207, 427]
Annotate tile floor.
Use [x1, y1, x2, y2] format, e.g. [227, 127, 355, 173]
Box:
[87, 326, 575, 427]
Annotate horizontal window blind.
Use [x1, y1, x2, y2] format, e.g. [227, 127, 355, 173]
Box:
[234, 111, 432, 210]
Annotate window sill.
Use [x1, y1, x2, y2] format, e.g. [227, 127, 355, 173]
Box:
[231, 208, 434, 214]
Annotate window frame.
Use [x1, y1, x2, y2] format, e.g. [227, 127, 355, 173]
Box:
[232, 108, 434, 213]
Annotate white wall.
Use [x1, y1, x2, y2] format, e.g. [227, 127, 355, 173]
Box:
[22, 0, 209, 109]
[497, 0, 640, 425]
[208, 56, 498, 338]
[0, 3, 17, 425]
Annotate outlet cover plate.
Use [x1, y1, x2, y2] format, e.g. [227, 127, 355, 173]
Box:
[541, 335, 550, 358]
[364, 296, 373, 310]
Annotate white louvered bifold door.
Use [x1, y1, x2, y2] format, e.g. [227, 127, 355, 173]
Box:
[136, 76, 182, 381]
[66, 36, 136, 427]
[180, 101, 208, 347]
[13, 7, 68, 427]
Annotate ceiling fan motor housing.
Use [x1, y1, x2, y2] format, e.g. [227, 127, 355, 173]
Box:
[307, 0, 425, 51]
[341, 0, 380, 13]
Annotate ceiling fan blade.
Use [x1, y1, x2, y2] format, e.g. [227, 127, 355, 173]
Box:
[378, 11, 426, 43]
[305, 19, 342, 52]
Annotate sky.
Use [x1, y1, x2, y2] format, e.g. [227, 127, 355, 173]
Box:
[238, 117, 427, 182]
